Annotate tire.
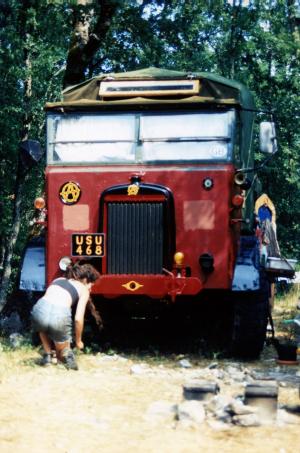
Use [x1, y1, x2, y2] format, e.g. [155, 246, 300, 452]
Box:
[231, 275, 269, 359]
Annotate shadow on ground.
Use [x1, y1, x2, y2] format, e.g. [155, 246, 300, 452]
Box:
[84, 297, 235, 358]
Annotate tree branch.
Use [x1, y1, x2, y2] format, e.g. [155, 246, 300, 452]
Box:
[63, 0, 120, 88]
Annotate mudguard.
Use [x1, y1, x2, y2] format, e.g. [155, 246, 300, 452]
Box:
[232, 236, 261, 291]
[19, 237, 46, 291]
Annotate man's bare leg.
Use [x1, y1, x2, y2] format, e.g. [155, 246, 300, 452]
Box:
[39, 332, 52, 354]
[38, 332, 53, 366]
[55, 341, 78, 370]
[54, 341, 70, 361]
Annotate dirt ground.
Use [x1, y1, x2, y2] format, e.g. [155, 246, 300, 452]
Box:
[0, 291, 299, 453]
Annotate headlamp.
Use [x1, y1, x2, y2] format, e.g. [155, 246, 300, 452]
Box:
[59, 256, 72, 271]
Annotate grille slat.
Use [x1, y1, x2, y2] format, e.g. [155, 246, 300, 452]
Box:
[107, 202, 163, 274]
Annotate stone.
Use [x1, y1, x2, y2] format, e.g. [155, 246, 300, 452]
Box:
[144, 401, 177, 423]
[205, 395, 234, 415]
[208, 362, 218, 369]
[99, 354, 122, 362]
[130, 364, 148, 375]
[245, 375, 255, 383]
[232, 413, 261, 427]
[176, 400, 206, 426]
[210, 369, 225, 380]
[9, 333, 25, 348]
[213, 408, 232, 423]
[178, 359, 192, 368]
[208, 419, 232, 431]
[251, 369, 300, 385]
[281, 404, 300, 415]
[227, 399, 257, 416]
[226, 366, 245, 382]
[277, 409, 300, 425]
[226, 363, 242, 371]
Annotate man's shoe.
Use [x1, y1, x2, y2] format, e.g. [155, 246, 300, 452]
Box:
[40, 353, 52, 366]
[62, 349, 78, 370]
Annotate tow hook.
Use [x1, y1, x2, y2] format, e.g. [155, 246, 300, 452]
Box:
[163, 268, 187, 302]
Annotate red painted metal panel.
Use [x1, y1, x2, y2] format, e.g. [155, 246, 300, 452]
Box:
[92, 274, 202, 300]
[45, 163, 238, 296]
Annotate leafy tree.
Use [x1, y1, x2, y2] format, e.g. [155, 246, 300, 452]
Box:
[0, 0, 72, 312]
[0, 0, 122, 313]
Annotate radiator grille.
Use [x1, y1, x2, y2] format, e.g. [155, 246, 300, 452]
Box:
[107, 202, 163, 274]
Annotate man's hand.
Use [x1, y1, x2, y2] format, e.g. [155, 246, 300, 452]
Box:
[76, 340, 84, 350]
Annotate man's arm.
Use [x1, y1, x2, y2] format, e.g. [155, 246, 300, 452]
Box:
[74, 286, 90, 349]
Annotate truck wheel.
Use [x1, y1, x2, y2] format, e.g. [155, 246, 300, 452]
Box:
[231, 279, 269, 359]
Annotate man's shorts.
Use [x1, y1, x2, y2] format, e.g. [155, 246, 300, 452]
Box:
[31, 298, 72, 343]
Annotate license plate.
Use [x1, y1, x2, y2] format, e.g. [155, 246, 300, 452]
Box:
[72, 233, 105, 257]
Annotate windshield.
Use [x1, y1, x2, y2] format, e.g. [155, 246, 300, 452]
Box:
[47, 110, 236, 164]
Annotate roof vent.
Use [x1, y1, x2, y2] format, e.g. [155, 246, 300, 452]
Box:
[99, 79, 200, 98]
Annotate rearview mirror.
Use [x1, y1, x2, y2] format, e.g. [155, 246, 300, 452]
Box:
[259, 122, 278, 154]
[20, 139, 43, 170]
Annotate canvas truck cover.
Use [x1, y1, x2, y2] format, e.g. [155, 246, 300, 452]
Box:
[45, 67, 255, 111]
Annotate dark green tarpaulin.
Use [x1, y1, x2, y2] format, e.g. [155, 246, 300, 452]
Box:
[45, 67, 255, 111]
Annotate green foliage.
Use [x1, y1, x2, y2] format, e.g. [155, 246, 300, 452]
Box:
[0, 0, 72, 290]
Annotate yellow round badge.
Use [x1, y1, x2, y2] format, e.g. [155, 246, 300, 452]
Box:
[59, 181, 81, 205]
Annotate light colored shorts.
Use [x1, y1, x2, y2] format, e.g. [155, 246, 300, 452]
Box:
[31, 298, 72, 343]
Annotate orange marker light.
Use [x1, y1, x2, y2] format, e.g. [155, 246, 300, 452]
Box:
[34, 197, 46, 210]
[232, 194, 244, 207]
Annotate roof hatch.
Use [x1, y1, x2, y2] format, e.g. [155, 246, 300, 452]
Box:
[99, 79, 200, 98]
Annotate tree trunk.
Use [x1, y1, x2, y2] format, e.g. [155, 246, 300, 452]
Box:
[63, 0, 120, 88]
[0, 4, 33, 314]
[0, 170, 29, 313]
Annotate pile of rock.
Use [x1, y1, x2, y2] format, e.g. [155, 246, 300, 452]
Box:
[182, 375, 300, 428]
[144, 375, 300, 429]
[177, 379, 276, 428]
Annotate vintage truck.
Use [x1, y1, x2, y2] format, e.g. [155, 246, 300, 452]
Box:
[20, 67, 285, 357]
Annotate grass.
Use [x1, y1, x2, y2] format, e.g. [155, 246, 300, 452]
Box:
[273, 284, 300, 341]
[0, 284, 299, 370]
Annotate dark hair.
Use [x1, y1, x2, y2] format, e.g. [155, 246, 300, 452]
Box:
[65, 262, 102, 328]
[65, 262, 100, 283]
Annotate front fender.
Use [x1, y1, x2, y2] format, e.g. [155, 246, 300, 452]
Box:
[232, 236, 260, 292]
[19, 237, 46, 292]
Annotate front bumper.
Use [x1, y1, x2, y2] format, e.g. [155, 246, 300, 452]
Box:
[93, 275, 203, 301]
